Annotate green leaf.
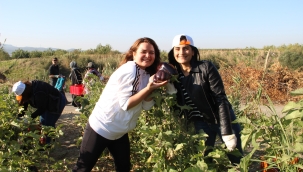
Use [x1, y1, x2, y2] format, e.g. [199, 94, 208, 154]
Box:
[251, 132, 260, 149]
[184, 160, 209, 172]
[239, 147, 257, 171]
[10, 121, 20, 128]
[235, 116, 251, 124]
[164, 130, 173, 136]
[279, 154, 291, 162]
[295, 136, 303, 142]
[282, 101, 301, 113]
[174, 143, 184, 152]
[294, 142, 303, 152]
[290, 87, 303, 95]
[284, 110, 303, 120]
[240, 128, 253, 150]
[294, 164, 303, 169]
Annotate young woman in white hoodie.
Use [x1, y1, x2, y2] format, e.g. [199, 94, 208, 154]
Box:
[73, 37, 167, 172]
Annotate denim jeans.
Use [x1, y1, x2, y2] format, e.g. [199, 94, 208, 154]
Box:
[193, 108, 243, 164]
[40, 92, 66, 143]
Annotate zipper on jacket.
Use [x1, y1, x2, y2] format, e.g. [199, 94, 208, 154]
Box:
[201, 84, 218, 124]
[198, 64, 218, 124]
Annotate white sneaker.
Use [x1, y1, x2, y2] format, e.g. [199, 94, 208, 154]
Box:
[75, 108, 81, 112]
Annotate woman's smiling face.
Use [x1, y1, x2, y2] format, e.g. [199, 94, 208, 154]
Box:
[173, 44, 194, 65]
[133, 42, 155, 70]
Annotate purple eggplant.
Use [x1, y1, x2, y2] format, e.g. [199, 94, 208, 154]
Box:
[158, 62, 178, 75]
[153, 62, 178, 83]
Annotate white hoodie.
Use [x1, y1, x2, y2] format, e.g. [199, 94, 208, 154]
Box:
[89, 61, 154, 140]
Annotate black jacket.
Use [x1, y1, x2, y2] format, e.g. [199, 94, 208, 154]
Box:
[174, 60, 233, 135]
[48, 64, 59, 86]
[23, 80, 62, 118]
[69, 68, 83, 85]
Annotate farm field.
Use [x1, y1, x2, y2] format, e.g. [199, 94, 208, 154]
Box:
[1, 46, 303, 171]
[50, 93, 288, 171]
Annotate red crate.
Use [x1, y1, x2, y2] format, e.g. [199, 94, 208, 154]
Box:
[70, 84, 85, 95]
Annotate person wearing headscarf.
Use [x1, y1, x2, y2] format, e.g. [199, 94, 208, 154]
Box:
[69, 61, 83, 110]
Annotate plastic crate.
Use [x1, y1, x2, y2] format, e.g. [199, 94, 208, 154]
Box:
[70, 84, 85, 95]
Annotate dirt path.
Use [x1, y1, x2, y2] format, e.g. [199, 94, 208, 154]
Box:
[50, 93, 115, 171]
[49, 93, 82, 169]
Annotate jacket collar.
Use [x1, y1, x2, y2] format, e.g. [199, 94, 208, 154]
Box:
[190, 60, 201, 73]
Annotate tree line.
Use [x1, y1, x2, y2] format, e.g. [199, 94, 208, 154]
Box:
[1, 42, 303, 70]
[0, 43, 120, 60]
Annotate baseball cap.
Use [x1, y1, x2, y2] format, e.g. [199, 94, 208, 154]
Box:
[172, 34, 194, 48]
[12, 81, 26, 96]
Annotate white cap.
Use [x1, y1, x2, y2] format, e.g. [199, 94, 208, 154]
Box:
[172, 34, 194, 48]
[12, 81, 26, 96]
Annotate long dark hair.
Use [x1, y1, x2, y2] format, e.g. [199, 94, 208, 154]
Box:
[168, 45, 200, 68]
[119, 37, 161, 75]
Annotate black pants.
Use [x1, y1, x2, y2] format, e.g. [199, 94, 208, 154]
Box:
[72, 122, 131, 172]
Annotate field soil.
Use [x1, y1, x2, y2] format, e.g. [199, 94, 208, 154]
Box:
[49, 93, 82, 169]
[49, 93, 287, 171]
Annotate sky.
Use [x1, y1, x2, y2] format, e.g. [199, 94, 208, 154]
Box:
[1, 1, 303, 52]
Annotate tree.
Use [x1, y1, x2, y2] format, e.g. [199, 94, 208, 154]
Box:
[54, 49, 68, 56]
[12, 49, 30, 59]
[279, 51, 303, 70]
[95, 44, 112, 54]
[42, 48, 54, 57]
[0, 49, 10, 61]
[279, 44, 303, 70]
[30, 50, 42, 58]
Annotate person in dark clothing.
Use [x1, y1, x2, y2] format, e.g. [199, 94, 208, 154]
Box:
[69, 61, 83, 111]
[85, 62, 104, 81]
[48, 57, 60, 86]
[168, 34, 243, 165]
[83, 62, 104, 95]
[48, 57, 70, 105]
[12, 80, 66, 143]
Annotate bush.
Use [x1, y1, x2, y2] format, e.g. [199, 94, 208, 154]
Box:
[70, 49, 82, 55]
[0, 49, 10, 61]
[82, 49, 95, 54]
[30, 51, 42, 58]
[12, 49, 30, 59]
[54, 49, 68, 56]
[279, 51, 303, 70]
[95, 44, 112, 54]
[278, 44, 303, 70]
[42, 48, 54, 57]
[202, 54, 229, 69]
[160, 50, 168, 62]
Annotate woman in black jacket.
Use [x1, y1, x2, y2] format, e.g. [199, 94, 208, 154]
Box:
[12, 80, 66, 142]
[168, 34, 243, 165]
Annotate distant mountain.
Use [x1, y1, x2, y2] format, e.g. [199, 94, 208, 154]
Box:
[2, 44, 73, 55]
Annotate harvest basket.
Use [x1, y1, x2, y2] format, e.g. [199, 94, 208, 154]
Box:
[70, 84, 85, 96]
